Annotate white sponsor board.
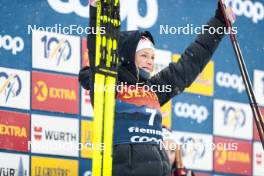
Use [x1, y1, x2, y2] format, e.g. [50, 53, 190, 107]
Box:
[31, 114, 79, 157]
[0, 67, 30, 110]
[32, 30, 80, 74]
[172, 131, 213, 171]
[253, 142, 264, 176]
[0, 152, 29, 176]
[254, 69, 264, 106]
[81, 88, 94, 117]
[213, 99, 253, 140]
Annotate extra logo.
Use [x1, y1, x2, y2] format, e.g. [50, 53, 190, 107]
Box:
[0, 72, 22, 103]
[41, 35, 71, 66]
[216, 72, 245, 93]
[222, 106, 246, 131]
[226, 0, 264, 23]
[174, 102, 208, 123]
[0, 34, 24, 55]
[180, 137, 206, 164]
[47, 0, 158, 30]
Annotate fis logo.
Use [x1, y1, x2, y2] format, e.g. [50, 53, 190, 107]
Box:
[0, 34, 24, 55]
[222, 106, 246, 131]
[226, 0, 264, 23]
[0, 72, 22, 103]
[47, 0, 158, 30]
[41, 36, 71, 66]
[174, 102, 208, 123]
[216, 72, 245, 93]
[180, 137, 206, 164]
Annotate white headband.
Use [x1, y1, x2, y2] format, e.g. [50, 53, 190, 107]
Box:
[136, 36, 155, 52]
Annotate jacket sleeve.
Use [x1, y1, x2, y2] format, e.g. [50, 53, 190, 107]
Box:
[150, 17, 226, 106]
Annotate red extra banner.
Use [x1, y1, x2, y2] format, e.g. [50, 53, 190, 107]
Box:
[214, 136, 252, 175]
[254, 107, 264, 141]
[32, 71, 79, 114]
[0, 110, 30, 152]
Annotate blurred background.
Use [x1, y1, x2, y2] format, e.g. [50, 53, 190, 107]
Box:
[0, 0, 263, 175]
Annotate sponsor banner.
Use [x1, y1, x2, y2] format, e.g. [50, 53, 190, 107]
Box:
[32, 71, 79, 114]
[161, 100, 171, 129]
[46, 0, 158, 30]
[152, 49, 172, 75]
[213, 99, 253, 140]
[0, 67, 30, 110]
[172, 94, 212, 134]
[0, 152, 29, 176]
[31, 114, 79, 157]
[79, 158, 92, 176]
[173, 54, 214, 96]
[253, 142, 264, 176]
[214, 136, 252, 175]
[81, 88, 94, 117]
[172, 131, 213, 171]
[254, 107, 264, 141]
[32, 30, 80, 74]
[31, 156, 78, 176]
[81, 120, 93, 159]
[0, 110, 30, 152]
[0, 33, 24, 55]
[195, 173, 211, 176]
[254, 70, 264, 106]
[82, 38, 89, 67]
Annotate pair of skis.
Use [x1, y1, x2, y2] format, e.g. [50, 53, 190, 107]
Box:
[92, 0, 120, 176]
[219, 0, 264, 149]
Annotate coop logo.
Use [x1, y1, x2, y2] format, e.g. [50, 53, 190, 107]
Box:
[174, 102, 208, 123]
[130, 135, 162, 144]
[0, 72, 22, 103]
[47, 0, 158, 30]
[222, 106, 246, 131]
[34, 80, 77, 102]
[216, 150, 250, 165]
[216, 72, 245, 93]
[0, 34, 24, 55]
[33, 126, 77, 142]
[226, 0, 264, 23]
[180, 137, 206, 164]
[41, 36, 72, 66]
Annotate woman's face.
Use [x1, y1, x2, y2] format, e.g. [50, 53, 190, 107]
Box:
[135, 48, 155, 73]
[163, 139, 176, 166]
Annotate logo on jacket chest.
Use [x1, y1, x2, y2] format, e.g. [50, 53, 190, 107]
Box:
[116, 85, 160, 109]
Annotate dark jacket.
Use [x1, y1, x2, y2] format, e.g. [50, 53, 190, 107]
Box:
[79, 6, 226, 106]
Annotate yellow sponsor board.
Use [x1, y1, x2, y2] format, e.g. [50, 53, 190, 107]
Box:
[31, 156, 78, 176]
[172, 54, 214, 96]
[161, 100, 172, 128]
[81, 120, 93, 159]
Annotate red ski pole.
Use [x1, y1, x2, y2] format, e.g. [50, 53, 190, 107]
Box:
[219, 0, 264, 150]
